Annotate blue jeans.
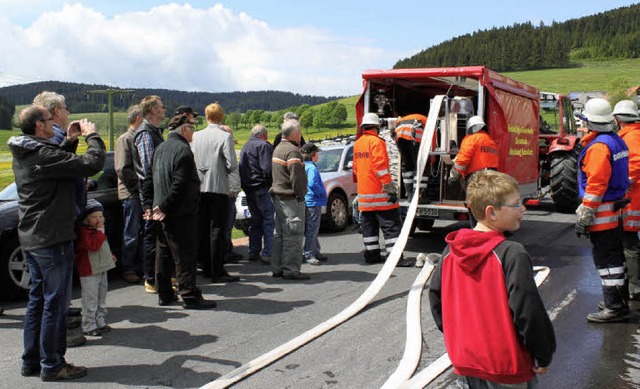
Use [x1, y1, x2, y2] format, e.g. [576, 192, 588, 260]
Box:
[121, 198, 142, 274]
[22, 242, 74, 374]
[246, 187, 275, 258]
[304, 205, 322, 259]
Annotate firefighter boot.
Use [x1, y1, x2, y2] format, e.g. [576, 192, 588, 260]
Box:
[587, 305, 630, 323]
[364, 249, 383, 264]
[588, 284, 630, 323]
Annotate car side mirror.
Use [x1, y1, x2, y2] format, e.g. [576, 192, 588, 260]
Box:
[86, 178, 98, 191]
[346, 161, 353, 170]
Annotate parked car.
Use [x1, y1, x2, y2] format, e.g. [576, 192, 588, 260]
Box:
[0, 152, 122, 300]
[233, 141, 357, 234]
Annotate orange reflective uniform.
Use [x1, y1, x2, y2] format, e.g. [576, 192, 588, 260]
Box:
[395, 114, 427, 142]
[353, 129, 399, 212]
[579, 132, 622, 232]
[619, 123, 640, 231]
[453, 131, 499, 178]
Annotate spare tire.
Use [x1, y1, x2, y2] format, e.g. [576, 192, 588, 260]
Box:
[550, 150, 581, 213]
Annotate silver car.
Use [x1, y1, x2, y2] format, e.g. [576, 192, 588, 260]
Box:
[234, 141, 357, 233]
[316, 142, 357, 232]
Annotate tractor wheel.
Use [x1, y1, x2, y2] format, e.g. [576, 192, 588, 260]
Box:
[549, 150, 581, 213]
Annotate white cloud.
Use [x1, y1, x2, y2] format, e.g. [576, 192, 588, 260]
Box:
[0, 3, 394, 96]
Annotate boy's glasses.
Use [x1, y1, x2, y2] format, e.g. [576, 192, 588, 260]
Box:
[494, 200, 524, 209]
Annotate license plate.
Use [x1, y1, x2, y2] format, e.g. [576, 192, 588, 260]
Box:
[418, 207, 438, 217]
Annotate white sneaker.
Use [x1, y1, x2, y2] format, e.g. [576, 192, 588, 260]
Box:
[305, 257, 321, 265]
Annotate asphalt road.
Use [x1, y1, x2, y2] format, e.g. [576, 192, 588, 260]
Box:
[1, 200, 640, 388]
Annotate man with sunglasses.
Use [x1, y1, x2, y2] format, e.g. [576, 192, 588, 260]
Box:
[10, 105, 105, 381]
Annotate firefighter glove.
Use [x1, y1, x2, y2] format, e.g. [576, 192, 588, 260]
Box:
[382, 182, 398, 204]
[448, 168, 461, 186]
[575, 204, 596, 237]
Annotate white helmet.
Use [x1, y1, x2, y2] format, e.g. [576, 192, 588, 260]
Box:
[583, 98, 614, 124]
[612, 100, 639, 122]
[360, 112, 380, 128]
[466, 115, 486, 133]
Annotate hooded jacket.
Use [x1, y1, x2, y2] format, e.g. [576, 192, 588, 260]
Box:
[8, 133, 105, 251]
[429, 229, 556, 384]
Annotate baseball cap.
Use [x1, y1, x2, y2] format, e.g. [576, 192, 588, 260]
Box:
[175, 105, 198, 117]
[300, 142, 319, 154]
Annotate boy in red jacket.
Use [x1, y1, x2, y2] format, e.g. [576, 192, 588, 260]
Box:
[75, 199, 116, 337]
[429, 170, 556, 388]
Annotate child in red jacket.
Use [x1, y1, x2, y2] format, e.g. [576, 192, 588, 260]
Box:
[75, 199, 116, 337]
[429, 170, 556, 388]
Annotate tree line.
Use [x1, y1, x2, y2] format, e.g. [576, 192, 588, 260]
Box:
[0, 81, 341, 129]
[223, 101, 349, 131]
[395, 4, 640, 71]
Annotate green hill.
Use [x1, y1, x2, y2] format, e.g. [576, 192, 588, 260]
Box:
[396, 4, 640, 72]
[505, 58, 640, 94]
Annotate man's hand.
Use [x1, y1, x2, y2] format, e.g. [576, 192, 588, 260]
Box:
[142, 208, 152, 220]
[152, 206, 166, 221]
[67, 121, 81, 141]
[576, 204, 596, 237]
[447, 168, 461, 186]
[533, 366, 548, 375]
[78, 118, 97, 136]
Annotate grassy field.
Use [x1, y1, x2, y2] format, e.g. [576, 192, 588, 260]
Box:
[505, 59, 640, 94]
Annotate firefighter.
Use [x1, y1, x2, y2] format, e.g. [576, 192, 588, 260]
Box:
[447, 116, 499, 185]
[576, 98, 630, 323]
[353, 113, 413, 267]
[613, 100, 640, 300]
[393, 114, 428, 200]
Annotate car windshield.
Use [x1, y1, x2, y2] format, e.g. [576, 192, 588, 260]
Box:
[316, 148, 343, 173]
[0, 182, 18, 201]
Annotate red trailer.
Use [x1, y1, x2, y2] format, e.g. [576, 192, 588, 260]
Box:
[356, 66, 578, 230]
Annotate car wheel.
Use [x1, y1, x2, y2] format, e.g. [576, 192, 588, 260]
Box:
[323, 192, 349, 232]
[1, 233, 30, 300]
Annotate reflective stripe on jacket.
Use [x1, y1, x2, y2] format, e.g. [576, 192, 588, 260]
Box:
[395, 114, 427, 142]
[619, 123, 640, 231]
[578, 131, 629, 232]
[453, 131, 499, 177]
[353, 129, 399, 212]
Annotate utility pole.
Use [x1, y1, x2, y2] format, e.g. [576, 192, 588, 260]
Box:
[86, 89, 135, 151]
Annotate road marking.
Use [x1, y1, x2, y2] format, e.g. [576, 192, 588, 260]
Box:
[548, 289, 577, 321]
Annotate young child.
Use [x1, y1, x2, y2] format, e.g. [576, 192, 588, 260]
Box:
[75, 199, 116, 337]
[429, 170, 556, 388]
[301, 143, 328, 265]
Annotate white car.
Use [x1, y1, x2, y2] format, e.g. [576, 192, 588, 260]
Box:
[234, 141, 357, 234]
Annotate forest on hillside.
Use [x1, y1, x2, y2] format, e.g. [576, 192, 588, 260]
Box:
[0, 81, 339, 115]
[395, 4, 640, 71]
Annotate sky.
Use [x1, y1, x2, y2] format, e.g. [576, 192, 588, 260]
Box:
[0, 1, 637, 97]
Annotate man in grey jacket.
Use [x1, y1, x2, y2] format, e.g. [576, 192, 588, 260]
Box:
[191, 103, 240, 283]
[270, 119, 309, 280]
[10, 105, 105, 381]
[114, 104, 143, 283]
